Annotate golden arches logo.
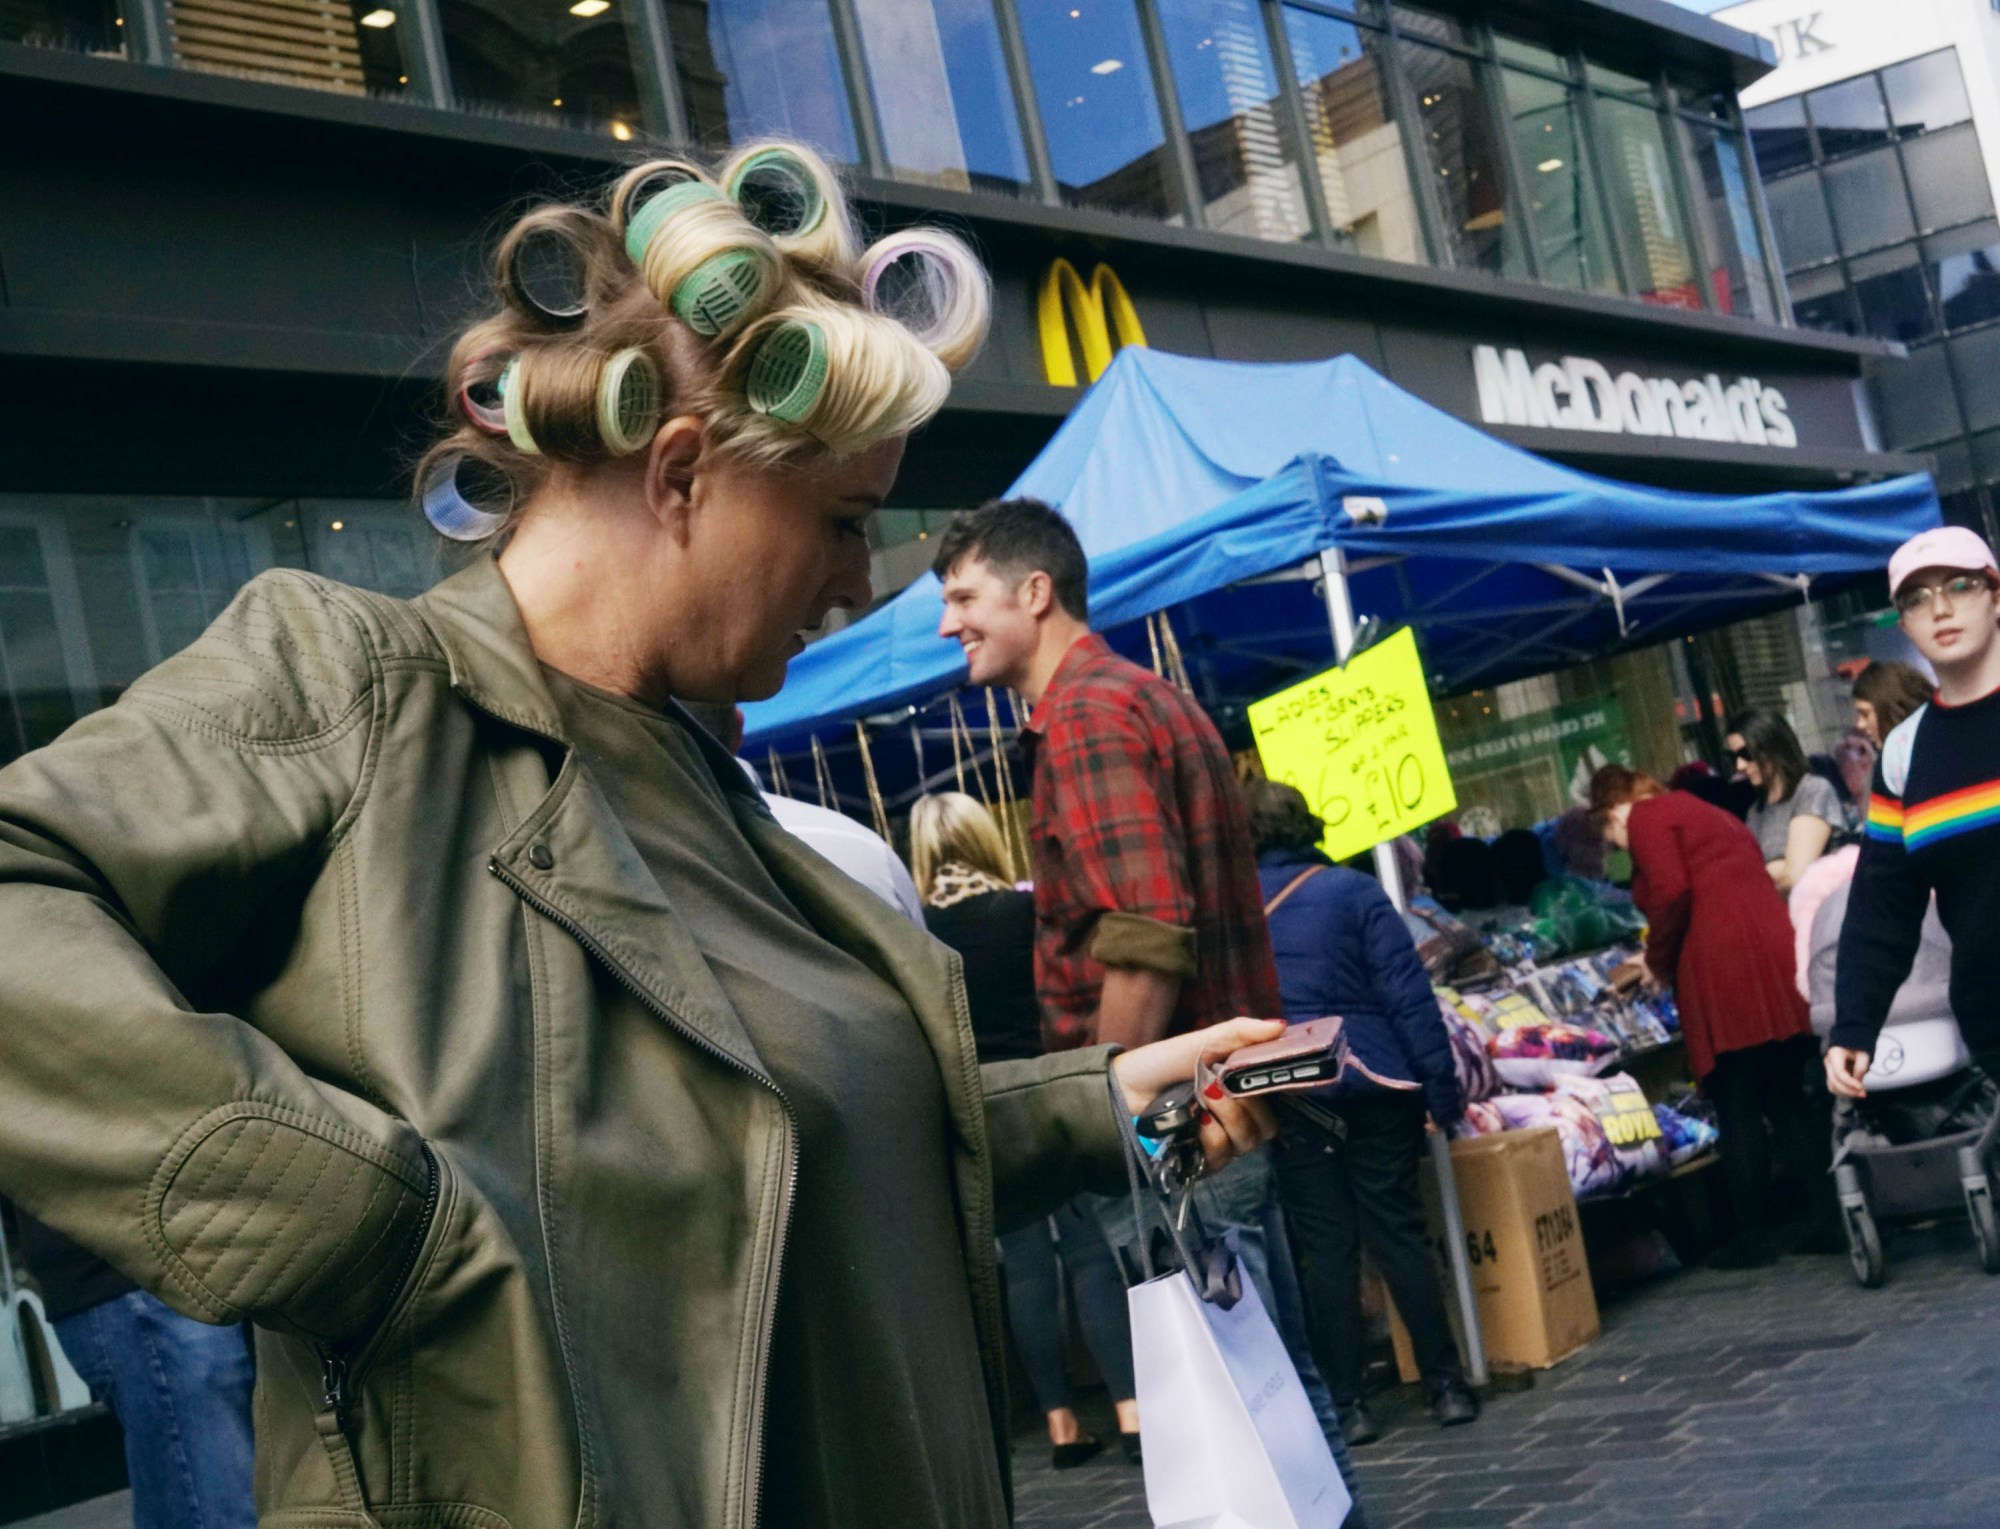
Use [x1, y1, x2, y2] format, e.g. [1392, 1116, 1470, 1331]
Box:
[1037, 259, 1148, 387]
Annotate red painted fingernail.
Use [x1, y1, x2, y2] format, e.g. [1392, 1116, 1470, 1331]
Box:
[1203, 1081, 1225, 1101]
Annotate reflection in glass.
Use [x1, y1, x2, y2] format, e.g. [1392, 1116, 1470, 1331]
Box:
[1499, 66, 1615, 292]
[1400, 39, 1512, 274]
[1586, 62, 1652, 101]
[1951, 327, 2000, 432]
[1018, 0, 1176, 219]
[674, 0, 857, 160]
[1765, 171, 1836, 268]
[1389, 5, 1469, 48]
[1594, 98, 1699, 307]
[1684, 121, 1774, 320]
[1927, 220, 2000, 331]
[855, 0, 1030, 195]
[1872, 341, 1960, 446]
[1744, 97, 1811, 176]
[1822, 148, 1914, 255]
[1849, 245, 1935, 344]
[439, 0, 643, 132]
[1282, 7, 1421, 263]
[1807, 74, 1892, 159]
[2, 0, 121, 55]
[1786, 264, 1854, 334]
[1885, 49, 1972, 139]
[1158, 0, 1307, 241]
[171, 0, 409, 96]
[1904, 124, 1995, 232]
[1490, 33, 1562, 74]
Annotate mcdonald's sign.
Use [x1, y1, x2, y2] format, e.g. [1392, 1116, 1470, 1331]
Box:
[1038, 258, 1148, 387]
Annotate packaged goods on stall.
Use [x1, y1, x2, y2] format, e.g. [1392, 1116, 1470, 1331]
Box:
[1388, 1126, 1600, 1377]
[1488, 1023, 1619, 1088]
[1434, 995, 1498, 1104]
[1554, 1074, 1670, 1184]
[1652, 1103, 1719, 1166]
[1486, 1092, 1623, 1198]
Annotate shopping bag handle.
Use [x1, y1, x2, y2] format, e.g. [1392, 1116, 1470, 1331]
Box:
[1115, 1074, 1242, 1308]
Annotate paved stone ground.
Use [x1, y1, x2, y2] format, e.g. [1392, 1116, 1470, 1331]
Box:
[1011, 1221, 2000, 1528]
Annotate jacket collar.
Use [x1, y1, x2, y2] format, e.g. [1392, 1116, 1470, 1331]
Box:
[1025, 632, 1114, 736]
[1259, 846, 1333, 872]
[414, 555, 568, 744]
[412, 554, 759, 805]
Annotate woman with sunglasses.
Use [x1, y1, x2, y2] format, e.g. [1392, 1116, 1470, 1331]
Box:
[1830, 528, 2000, 1105]
[1725, 708, 1842, 893]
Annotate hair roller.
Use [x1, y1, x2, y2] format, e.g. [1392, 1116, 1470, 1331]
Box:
[498, 357, 539, 455]
[597, 347, 664, 455]
[859, 228, 991, 374]
[422, 452, 514, 542]
[496, 207, 600, 326]
[727, 299, 950, 457]
[458, 348, 512, 435]
[719, 141, 858, 277]
[610, 158, 710, 237]
[626, 185, 784, 339]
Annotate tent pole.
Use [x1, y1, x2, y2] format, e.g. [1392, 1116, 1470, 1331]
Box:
[1320, 547, 1489, 1392]
[1318, 548, 1406, 914]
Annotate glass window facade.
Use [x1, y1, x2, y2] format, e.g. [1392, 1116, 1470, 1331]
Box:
[1158, 0, 1308, 241]
[675, 0, 857, 159]
[855, 0, 1031, 194]
[1017, 0, 1178, 219]
[1281, 6, 1421, 263]
[1749, 48, 2000, 541]
[438, 0, 645, 131]
[22, 0, 1785, 317]
[0, 497, 449, 772]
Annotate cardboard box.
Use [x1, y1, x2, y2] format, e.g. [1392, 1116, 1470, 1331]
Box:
[1387, 1127, 1599, 1379]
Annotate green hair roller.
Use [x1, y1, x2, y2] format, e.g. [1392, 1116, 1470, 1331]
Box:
[672, 249, 768, 338]
[622, 179, 725, 265]
[497, 356, 541, 455]
[745, 320, 829, 423]
[726, 149, 828, 241]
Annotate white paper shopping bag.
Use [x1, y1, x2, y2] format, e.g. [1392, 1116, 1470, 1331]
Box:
[1130, 1265, 1351, 1529]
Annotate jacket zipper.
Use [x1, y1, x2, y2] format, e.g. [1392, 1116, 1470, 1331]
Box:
[489, 859, 798, 1529]
[313, 1139, 442, 1497]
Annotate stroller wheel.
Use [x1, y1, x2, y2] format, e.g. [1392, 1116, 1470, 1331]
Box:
[1845, 1204, 1885, 1289]
[1967, 1177, 2000, 1275]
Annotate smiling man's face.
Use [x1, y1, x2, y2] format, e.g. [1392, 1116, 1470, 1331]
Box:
[937, 554, 1042, 691]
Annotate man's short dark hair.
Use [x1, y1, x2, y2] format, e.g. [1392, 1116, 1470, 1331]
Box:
[930, 498, 1089, 623]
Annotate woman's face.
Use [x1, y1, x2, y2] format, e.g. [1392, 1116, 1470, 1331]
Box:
[1853, 698, 1880, 746]
[1600, 802, 1632, 851]
[1726, 733, 1764, 790]
[677, 435, 902, 703]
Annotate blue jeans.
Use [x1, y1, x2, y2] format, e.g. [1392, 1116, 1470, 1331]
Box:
[999, 1196, 1137, 1412]
[1097, 1148, 1370, 1527]
[53, 1289, 257, 1529]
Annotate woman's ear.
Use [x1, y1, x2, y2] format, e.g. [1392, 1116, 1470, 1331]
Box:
[644, 415, 705, 536]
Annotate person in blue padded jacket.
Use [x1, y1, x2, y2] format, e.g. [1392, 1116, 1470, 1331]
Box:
[1242, 778, 1476, 1445]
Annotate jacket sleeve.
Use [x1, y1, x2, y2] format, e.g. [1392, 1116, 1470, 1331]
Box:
[981, 1046, 1128, 1233]
[0, 573, 432, 1345]
[1629, 802, 1692, 981]
[1361, 885, 1462, 1127]
[1831, 762, 1930, 1054]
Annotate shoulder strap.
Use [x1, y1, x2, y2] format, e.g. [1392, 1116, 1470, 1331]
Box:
[1263, 864, 1327, 918]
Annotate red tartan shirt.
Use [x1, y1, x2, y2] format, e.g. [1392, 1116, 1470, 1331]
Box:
[1023, 634, 1281, 1052]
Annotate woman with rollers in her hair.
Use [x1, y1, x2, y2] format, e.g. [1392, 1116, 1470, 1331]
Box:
[0, 142, 1284, 1528]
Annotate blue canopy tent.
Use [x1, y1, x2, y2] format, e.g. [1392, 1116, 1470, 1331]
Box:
[743, 350, 1939, 807]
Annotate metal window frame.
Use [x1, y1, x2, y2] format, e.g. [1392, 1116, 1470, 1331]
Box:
[992, 0, 1062, 204]
[1134, 0, 1206, 229]
[118, 0, 170, 67]
[825, 0, 889, 176]
[1261, 0, 1337, 245]
[1652, 71, 1720, 313]
[625, 0, 687, 140]
[1378, 8, 1463, 270]
[1472, 20, 1539, 283]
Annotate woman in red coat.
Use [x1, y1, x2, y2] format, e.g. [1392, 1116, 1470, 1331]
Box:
[1590, 765, 1837, 1267]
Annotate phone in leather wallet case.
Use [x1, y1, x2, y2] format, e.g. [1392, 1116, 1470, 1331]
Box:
[1213, 1017, 1349, 1097]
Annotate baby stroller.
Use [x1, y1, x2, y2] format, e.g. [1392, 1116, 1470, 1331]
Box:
[1808, 880, 2000, 1287]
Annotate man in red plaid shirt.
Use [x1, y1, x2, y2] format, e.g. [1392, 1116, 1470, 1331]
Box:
[931, 501, 1280, 1053]
[933, 500, 1369, 1513]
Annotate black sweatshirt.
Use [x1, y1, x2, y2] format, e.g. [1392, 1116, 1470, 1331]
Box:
[1833, 686, 2000, 1054]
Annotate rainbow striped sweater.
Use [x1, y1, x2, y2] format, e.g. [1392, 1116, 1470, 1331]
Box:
[1833, 690, 2000, 1052]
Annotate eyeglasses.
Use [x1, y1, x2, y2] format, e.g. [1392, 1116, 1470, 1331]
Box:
[1731, 749, 1754, 764]
[1895, 573, 1992, 616]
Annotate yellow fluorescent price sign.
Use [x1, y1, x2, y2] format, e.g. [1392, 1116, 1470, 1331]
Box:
[1248, 627, 1458, 863]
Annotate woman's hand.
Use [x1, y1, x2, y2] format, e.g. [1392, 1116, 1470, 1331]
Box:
[1111, 1017, 1285, 1174]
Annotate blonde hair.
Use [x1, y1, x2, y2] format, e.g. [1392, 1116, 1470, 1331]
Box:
[419, 141, 990, 537]
[909, 792, 1015, 901]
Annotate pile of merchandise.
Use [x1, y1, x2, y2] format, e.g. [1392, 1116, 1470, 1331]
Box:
[1424, 907, 1718, 1201]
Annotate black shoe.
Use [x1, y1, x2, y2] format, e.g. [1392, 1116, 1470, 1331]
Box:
[1335, 1399, 1380, 1446]
[1709, 1236, 1778, 1270]
[1426, 1376, 1481, 1427]
[1051, 1436, 1103, 1470]
[1119, 1431, 1143, 1466]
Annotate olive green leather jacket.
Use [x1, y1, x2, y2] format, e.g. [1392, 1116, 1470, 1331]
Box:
[0, 558, 1126, 1529]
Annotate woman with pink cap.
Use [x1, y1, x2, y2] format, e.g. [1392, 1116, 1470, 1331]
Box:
[1828, 525, 2000, 1099]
